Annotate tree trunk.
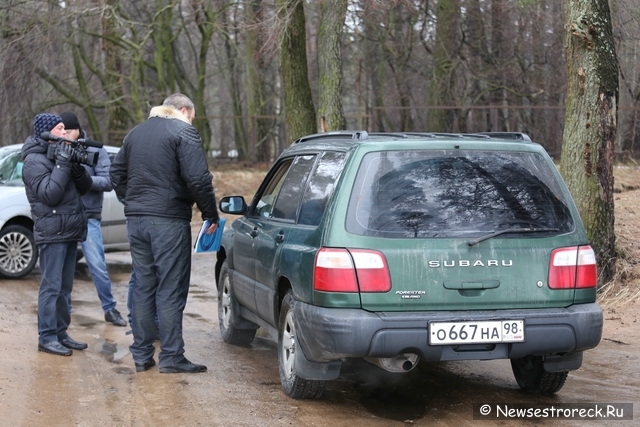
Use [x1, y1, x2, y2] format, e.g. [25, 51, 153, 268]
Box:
[245, 0, 273, 162]
[102, 0, 129, 146]
[220, 3, 248, 159]
[189, 0, 216, 153]
[427, 0, 460, 132]
[277, 0, 317, 142]
[560, 0, 619, 284]
[317, 0, 347, 132]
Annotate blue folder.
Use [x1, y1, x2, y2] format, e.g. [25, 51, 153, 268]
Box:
[194, 217, 226, 253]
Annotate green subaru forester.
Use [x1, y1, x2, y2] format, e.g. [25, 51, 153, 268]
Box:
[215, 131, 602, 399]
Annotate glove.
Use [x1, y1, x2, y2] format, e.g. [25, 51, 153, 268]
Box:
[56, 143, 74, 162]
[71, 163, 85, 179]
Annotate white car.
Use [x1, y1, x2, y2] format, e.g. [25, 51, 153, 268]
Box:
[0, 143, 129, 279]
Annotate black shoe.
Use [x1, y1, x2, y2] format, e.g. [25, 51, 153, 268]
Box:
[159, 359, 207, 373]
[135, 358, 156, 372]
[38, 341, 72, 356]
[60, 336, 88, 350]
[105, 309, 127, 327]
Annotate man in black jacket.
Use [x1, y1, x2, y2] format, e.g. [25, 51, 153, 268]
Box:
[60, 111, 127, 327]
[110, 94, 219, 373]
[22, 113, 93, 356]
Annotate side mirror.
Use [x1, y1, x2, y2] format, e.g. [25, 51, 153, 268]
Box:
[219, 196, 247, 215]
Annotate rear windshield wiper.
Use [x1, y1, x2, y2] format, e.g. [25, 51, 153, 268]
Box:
[468, 227, 559, 246]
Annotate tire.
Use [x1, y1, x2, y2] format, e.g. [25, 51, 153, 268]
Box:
[217, 261, 256, 346]
[278, 290, 326, 399]
[511, 355, 568, 394]
[0, 225, 38, 280]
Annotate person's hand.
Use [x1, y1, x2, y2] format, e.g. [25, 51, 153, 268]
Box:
[56, 143, 74, 162]
[205, 221, 218, 235]
[71, 163, 84, 179]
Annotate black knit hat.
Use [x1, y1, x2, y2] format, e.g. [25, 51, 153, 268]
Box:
[60, 111, 83, 136]
[33, 113, 63, 138]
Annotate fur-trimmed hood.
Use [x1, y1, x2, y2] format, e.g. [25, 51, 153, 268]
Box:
[148, 105, 191, 124]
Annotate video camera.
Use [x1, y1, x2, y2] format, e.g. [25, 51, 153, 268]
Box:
[41, 131, 103, 167]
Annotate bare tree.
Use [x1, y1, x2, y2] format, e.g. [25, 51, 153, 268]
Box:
[560, 0, 618, 284]
[245, 0, 275, 161]
[317, 0, 347, 131]
[277, 0, 317, 141]
[427, 0, 460, 132]
[1, 0, 639, 167]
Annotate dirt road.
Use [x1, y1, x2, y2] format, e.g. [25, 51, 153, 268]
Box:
[1, 206, 640, 426]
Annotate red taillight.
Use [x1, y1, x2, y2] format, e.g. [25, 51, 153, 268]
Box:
[314, 249, 358, 292]
[313, 248, 392, 293]
[548, 246, 597, 289]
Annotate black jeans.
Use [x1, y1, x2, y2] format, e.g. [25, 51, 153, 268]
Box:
[127, 215, 192, 367]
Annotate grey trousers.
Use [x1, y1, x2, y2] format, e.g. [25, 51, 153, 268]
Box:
[127, 215, 192, 367]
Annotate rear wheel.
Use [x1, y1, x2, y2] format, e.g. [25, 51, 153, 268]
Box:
[278, 290, 326, 399]
[511, 355, 568, 394]
[0, 225, 38, 279]
[217, 261, 256, 346]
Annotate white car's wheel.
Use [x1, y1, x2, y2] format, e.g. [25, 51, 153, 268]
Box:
[0, 225, 38, 279]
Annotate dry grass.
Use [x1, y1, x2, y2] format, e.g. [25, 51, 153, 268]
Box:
[192, 165, 268, 226]
[598, 265, 640, 310]
[602, 164, 640, 306]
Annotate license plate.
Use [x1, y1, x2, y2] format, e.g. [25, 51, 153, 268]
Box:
[429, 320, 525, 345]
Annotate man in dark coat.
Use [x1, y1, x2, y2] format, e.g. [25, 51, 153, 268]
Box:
[60, 111, 127, 327]
[22, 113, 93, 356]
[110, 93, 219, 373]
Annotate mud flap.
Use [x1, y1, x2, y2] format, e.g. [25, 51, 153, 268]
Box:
[543, 352, 583, 372]
[294, 340, 341, 381]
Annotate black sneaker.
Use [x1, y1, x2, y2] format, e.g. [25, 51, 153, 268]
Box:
[105, 309, 127, 327]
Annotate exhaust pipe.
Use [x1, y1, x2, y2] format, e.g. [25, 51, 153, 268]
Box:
[364, 353, 420, 373]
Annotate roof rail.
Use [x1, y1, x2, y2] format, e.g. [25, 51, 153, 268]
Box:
[368, 132, 409, 138]
[430, 133, 466, 138]
[476, 132, 532, 141]
[292, 130, 368, 144]
[402, 132, 437, 138]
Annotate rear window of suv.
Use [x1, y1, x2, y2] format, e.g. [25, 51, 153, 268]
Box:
[346, 150, 574, 238]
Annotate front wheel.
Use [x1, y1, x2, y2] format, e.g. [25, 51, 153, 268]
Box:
[217, 261, 256, 346]
[511, 355, 568, 394]
[278, 290, 326, 399]
[0, 225, 38, 279]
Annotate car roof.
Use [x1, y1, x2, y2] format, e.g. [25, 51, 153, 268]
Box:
[291, 130, 532, 145]
[1, 143, 119, 153]
[280, 131, 538, 159]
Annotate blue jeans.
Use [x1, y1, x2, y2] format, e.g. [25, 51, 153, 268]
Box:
[127, 216, 191, 367]
[80, 218, 117, 313]
[38, 242, 77, 344]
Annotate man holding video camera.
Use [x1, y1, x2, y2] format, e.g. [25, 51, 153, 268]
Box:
[21, 113, 92, 356]
[61, 111, 127, 328]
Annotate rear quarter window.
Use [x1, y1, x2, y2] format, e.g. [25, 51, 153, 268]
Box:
[346, 150, 574, 238]
[298, 151, 346, 226]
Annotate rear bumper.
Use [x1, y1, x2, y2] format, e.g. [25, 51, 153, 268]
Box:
[293, 301, 602, 365]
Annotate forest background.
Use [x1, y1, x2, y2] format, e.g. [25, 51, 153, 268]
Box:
[1, 0, 639, 161]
